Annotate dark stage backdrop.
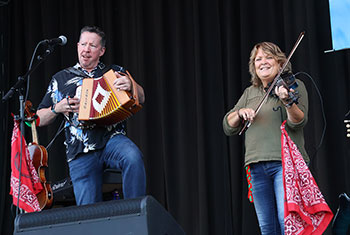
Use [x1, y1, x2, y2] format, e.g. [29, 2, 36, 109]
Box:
[1, 0, 350, 234]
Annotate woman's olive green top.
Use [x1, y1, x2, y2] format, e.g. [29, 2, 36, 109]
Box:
[223, 79, 309, 166]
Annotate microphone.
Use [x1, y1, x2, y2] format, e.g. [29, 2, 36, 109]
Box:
[43, 35, 67, 46]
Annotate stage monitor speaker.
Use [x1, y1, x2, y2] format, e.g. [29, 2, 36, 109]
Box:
[14, 195, 185, 235]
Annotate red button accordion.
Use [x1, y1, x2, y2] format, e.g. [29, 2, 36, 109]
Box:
[78, 69, 142, 126]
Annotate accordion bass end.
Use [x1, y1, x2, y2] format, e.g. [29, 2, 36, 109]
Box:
[78, 69, 142, 126]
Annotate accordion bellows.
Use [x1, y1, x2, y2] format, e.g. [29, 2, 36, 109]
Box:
[78, 69, 142, 126]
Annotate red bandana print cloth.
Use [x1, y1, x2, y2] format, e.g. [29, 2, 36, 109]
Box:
[281, 121, 333, 234]
[10, 119, 43, 212]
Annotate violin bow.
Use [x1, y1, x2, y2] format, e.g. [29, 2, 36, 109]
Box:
[239, 31, 305, 135]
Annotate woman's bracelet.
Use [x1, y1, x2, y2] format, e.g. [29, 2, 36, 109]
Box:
[282, 101, 293, 109]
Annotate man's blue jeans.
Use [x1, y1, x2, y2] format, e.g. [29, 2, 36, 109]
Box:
[68, 134, 146, 205]
[250, 161, 284, 235]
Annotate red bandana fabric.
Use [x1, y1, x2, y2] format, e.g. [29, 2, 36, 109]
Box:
[10, 120, 43, 212]
[281, 121, 333, 234]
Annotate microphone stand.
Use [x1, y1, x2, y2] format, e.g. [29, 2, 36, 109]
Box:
[2, 43, 55, 217]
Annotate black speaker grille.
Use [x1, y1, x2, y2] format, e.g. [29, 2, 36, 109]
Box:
[16, 197, 144, 230]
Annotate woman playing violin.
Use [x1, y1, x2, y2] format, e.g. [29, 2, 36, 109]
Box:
[223, 42, 309, 235]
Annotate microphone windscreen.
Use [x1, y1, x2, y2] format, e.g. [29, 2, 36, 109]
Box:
[58, 35, 68, 45]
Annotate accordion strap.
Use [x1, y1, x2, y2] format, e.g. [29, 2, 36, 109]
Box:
[65, 67, 88, 77]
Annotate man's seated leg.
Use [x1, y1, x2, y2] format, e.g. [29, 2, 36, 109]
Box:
[102, 134, 146, 199]
[68, 151, 104, 205]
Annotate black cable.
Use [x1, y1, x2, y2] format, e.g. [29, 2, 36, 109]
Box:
[45, 119, 66, 151]
[345, 109, 350, 118]
[25, 40, 46, 102]
[295, 71, 327, 154]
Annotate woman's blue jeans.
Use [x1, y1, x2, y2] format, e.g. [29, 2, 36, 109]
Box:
[68, 134, 146, 205]
[250, 161, 284, 235]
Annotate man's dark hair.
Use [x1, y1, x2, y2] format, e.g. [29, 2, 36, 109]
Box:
[79, 26, 106, 47]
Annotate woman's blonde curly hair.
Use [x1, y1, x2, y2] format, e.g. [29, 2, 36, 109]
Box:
[248, 42, 292, 87]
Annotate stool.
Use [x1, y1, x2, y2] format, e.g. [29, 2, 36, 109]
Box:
[52, 168, 123, 207]
[102, 168, 123, 200]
